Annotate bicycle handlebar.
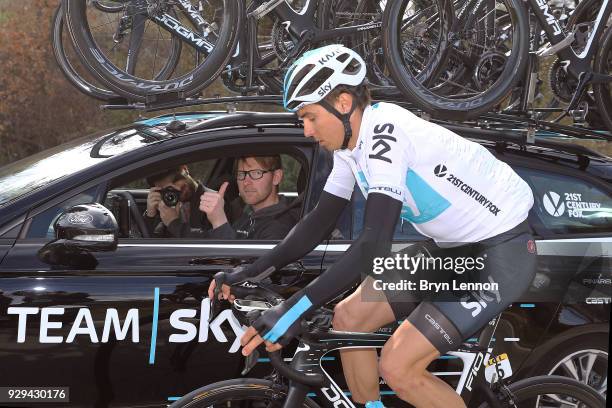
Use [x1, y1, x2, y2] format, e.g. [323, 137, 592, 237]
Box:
[212, 270, 326, 387]
[269, 350, 325, 387]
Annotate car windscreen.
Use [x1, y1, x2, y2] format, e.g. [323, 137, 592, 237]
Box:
[0, 127, 163, 207]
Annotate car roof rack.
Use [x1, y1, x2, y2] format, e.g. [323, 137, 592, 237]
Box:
[102, 93, 284, 112]
[187, 111, 301, 131]
[441, 122, 605, 168]
[103, 93, 611, 147]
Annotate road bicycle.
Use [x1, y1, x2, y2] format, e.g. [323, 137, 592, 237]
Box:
[382, 0, 612, 129]
[60, 1, 445, 101]
[168, 273, 606, 408]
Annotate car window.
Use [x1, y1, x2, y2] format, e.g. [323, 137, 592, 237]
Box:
[26, 187, 99, 239]
[279, 155, 301, 197]
[352, 188, 426, 241]
[105, 154, 303, 240]
[515, 167, 612, 234]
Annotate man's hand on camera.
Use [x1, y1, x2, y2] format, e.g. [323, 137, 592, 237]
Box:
[200, 182, 229, 229]
[146, 187, 162, 217]
[159, 201, 180, 226]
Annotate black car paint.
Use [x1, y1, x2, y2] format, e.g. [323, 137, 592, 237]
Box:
[0, 113, 609, 407]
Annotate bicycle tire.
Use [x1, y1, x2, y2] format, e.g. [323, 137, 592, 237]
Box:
[51, 3, 118, 101]
[593, 21, 612, 133]
[65, 0, 242, 102]
[383, 0, 529, 121]
[168, 378, 321, 408]
[478, 375, 606, 407]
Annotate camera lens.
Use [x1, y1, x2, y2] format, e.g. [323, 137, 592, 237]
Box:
[161, 187, 180, 207]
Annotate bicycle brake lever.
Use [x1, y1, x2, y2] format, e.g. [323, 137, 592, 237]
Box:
[241, 348, 260, 376]
[209, 271, 226, 323]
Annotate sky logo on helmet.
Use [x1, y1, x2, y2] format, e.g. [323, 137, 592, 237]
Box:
[317, 81, 333, 97]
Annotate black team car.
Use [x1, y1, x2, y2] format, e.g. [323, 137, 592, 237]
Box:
[0, 103, 609, 407]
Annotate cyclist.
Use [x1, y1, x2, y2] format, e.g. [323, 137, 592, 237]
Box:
[208, 44, 537, 408]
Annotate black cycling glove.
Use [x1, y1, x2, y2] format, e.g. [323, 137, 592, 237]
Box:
[223, 265, 254, 285]
[252, 291, 313, 346]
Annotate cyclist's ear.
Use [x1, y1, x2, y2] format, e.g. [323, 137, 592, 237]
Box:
[336, 91, 354, 114]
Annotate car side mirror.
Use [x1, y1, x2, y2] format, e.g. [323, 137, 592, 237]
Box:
[38, 203, 118, 268]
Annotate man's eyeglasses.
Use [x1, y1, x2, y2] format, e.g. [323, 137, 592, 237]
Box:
[235, 169, 276, 181]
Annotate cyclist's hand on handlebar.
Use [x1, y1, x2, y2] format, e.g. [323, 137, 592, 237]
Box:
[208, 265, 253, 302]
[207, 278, 234, 302]
[240, 326, 282, 356]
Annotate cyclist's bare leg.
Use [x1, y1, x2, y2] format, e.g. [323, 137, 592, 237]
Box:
[332, 276, 396, 404]
[380, 321, 466, 408]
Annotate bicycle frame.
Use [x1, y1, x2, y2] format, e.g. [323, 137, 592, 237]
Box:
[112, 0, 218, 55]
[280, 315, 505, 408]
[529, 0, 612, 80]
[228, 0, 384, 91]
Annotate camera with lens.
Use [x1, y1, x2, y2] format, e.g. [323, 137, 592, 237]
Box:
[160, 187, 181, 207]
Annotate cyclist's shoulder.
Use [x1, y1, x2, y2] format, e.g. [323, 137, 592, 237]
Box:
[368, 101, 410, 116]
[364, 102, 421, 131]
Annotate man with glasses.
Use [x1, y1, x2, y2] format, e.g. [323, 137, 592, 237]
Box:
[200, 155, 298, 240]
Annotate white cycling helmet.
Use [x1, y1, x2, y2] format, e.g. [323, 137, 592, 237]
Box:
[284, 44, 368, 149]
[283, 44, 367, 112]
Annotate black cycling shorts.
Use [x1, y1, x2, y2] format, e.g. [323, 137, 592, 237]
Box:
[379, 220, 537, 355]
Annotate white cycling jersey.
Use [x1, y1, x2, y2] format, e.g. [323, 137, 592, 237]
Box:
[323, 102, 534, 243]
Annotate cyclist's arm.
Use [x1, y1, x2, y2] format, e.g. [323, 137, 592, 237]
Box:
[225, 190, 350, 284]
[253, 192, 402, 344]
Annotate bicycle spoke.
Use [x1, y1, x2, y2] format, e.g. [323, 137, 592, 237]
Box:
[542, 393, 580, 407]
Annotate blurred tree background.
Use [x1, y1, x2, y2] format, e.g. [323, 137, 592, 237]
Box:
[0, 0, 282, 168]
[0, 0, 609, 169]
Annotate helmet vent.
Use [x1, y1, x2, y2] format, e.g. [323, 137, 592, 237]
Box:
[336, 53, 350, 63]
[343, 58, 362, 75]
[297, 67, 335, 97]
[287, 63, 315, 98]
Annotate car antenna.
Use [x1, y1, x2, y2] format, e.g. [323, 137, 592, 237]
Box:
[166, 108, 186, 132]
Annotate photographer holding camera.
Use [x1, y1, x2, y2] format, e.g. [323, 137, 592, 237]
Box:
[144, 165, 208, 238]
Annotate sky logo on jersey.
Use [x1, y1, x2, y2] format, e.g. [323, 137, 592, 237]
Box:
[434, 164, 501, 216]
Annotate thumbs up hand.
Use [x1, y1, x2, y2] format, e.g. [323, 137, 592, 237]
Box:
[200, 182, 229, 228]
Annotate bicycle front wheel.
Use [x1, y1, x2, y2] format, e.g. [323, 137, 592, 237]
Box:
[479, 375, 606, 407]
[383, 0, 529, 120]
[65, 0, 242, 102]
[168, 378, 321, 408]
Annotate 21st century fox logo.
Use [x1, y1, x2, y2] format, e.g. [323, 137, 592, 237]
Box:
[434, 164, 501, 216]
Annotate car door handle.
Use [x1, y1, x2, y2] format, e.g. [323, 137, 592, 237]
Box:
[189, 256, 257, 266]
